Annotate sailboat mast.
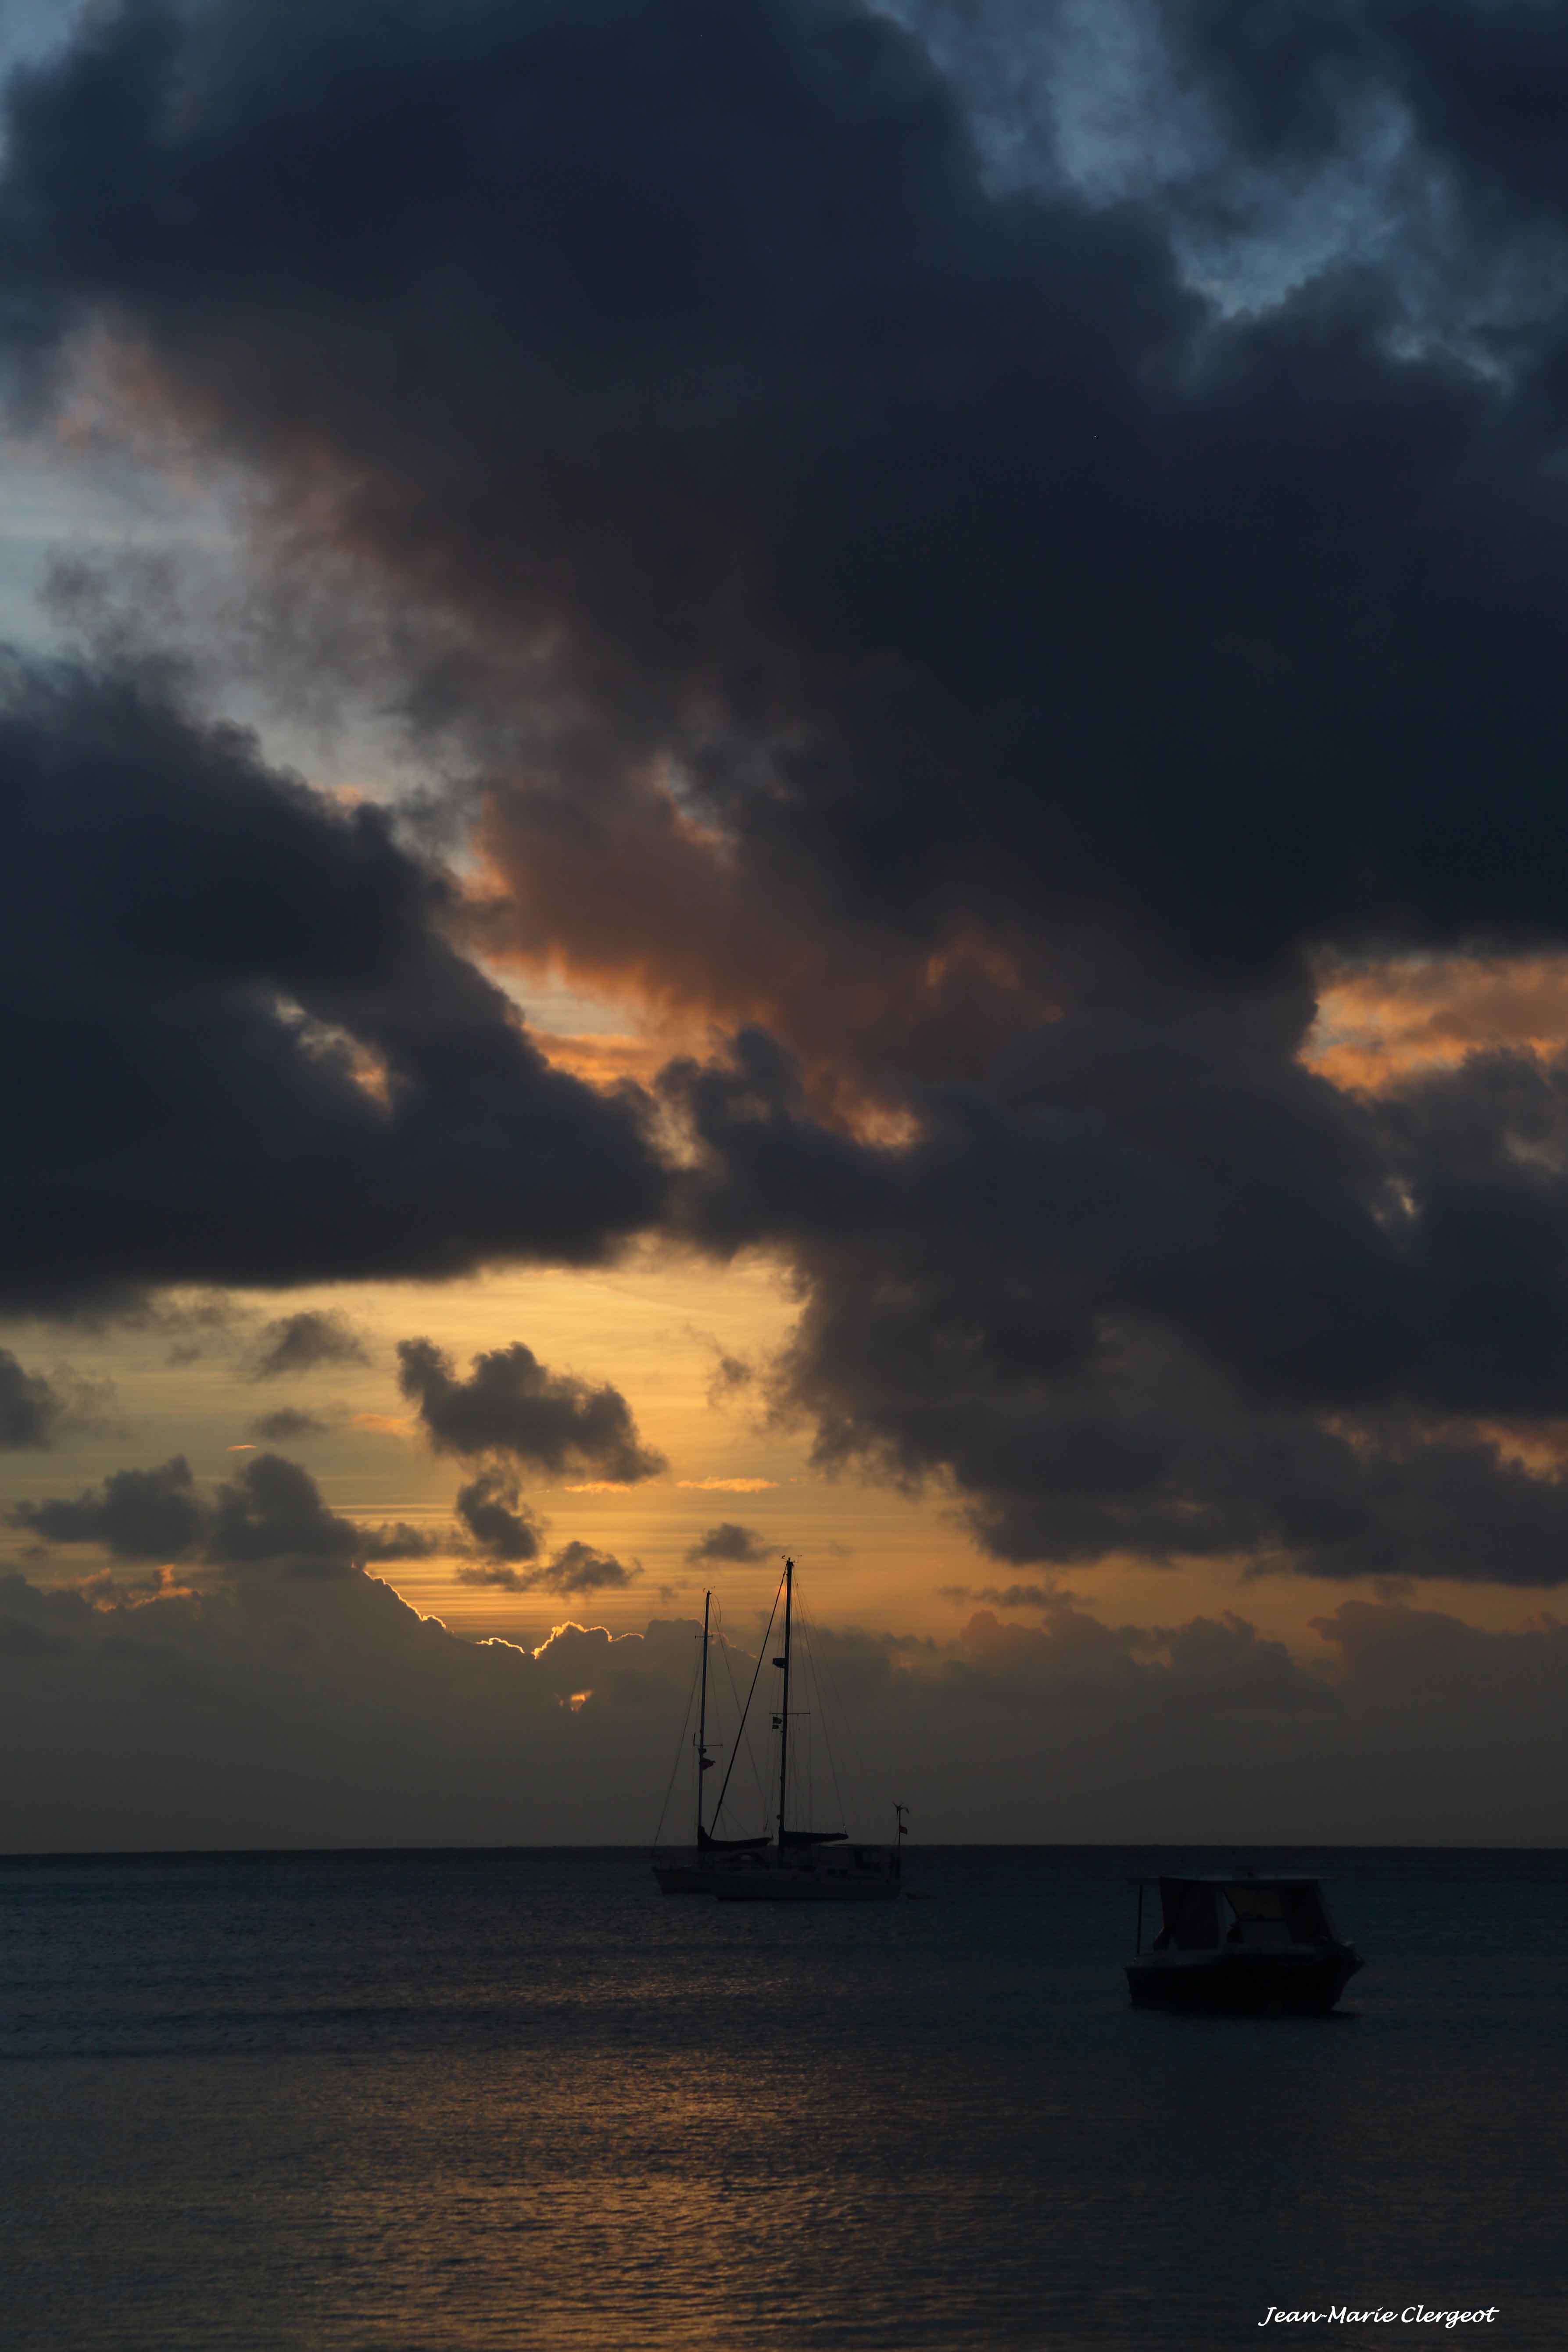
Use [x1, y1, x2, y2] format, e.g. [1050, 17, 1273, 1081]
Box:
[776, 1557, 793, 1848]
[695, 1589, 711, 1847]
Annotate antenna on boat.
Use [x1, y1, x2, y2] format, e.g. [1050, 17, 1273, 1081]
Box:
[895, 1802, 909, 1848]
[773, 1556, 794, 1849]
[694, 1590, 713, 1848]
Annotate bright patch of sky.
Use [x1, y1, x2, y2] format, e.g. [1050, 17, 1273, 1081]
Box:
[874, 0, 1568, 358]
[873, 0, 1410, 301]
[0, 0, 73, 88]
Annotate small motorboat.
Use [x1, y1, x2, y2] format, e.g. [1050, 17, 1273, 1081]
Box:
[1125, 1872, 1363, 2015]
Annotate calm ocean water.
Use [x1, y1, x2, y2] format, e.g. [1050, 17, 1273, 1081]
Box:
[0, 1847, 1563, 2352]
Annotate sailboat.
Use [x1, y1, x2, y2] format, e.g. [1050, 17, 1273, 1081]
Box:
[651, 1590, 768, 1893]
[711, 1556, 906, 1903]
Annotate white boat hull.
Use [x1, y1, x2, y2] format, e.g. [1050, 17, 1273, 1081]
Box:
[711, 1849, 902, 1902]
[651, 1847, 766, 1894]
[652, 1856, 714, 1894]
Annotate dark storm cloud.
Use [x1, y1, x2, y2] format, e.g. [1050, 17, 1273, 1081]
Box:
[248, 1407, 333, 1442]
[1160, 0, 1568, 231]
[397, 1338, 666, 1482]
[685, 1521, 766, 1564]
[940, 1586, 1059, 1611]
[454, 1539, 637, 1594]
[11, 1455, 205, 1560]
[544, 1541, 638, 1593]
[706, 1353, 754, 1407]
[14, 1, 1568, 1018]
[454, 1468, 542, 1563]
[0, 1350, 62, 1447]
[207, 1452, 435, 1574]
[249, 1311, 369, 1380]
[14, 0, 1568, 1592]
[660, 1022, 1543, 1418]
[453, 1561, 536, 1592]
[11, 1450, 434, 1573]
[0, 655, 664, 1314]
[664, 1029, 1568, 1582]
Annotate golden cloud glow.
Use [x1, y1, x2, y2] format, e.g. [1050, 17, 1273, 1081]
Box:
[1306, 951, 1568, 1089]
[530, 1030, 680, 1088]
[676, 1476, 779, 1491]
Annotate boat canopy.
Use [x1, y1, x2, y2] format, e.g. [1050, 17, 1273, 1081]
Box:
[1156, 1876, 1334, 1950]
[697, 1826, 770, 1851]
[780, 1827, 848, 1848]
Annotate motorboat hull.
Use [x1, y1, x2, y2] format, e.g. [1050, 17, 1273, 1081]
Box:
[1126, 1947, 1363, 2015]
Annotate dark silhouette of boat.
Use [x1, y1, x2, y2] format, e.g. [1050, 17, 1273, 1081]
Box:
[1125, 1873, 1364, 2014]
[652, 1589, 769, 1893]
[710, 1556, 905, 1902]
[652, 1558, 906, 1901]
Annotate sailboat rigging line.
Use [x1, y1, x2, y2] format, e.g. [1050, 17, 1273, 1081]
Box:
[650, 1621, 704, 1850]
[715, 1628, 769, 1831]
[708, 1575, 781, 1830]
[802, 1588, 870, 1832]
[795, 1593, 848, 1839]
[777, 1556, 794, 1846]
[693, 1590, 711, 1846]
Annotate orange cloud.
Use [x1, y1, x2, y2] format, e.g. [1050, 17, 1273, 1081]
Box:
[1305, 951, 1568, 1090]
[530, 1030, 684, 1088]
[465, 763, 1057, 1119]
[676, 1476, 778, 1491]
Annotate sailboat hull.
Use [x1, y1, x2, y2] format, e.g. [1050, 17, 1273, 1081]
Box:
[652, 1856, 715, 1894]
[651, 1847, 769, 1894]
[711, 1850, 902, 1902]
[650, 1566, 904, 1899]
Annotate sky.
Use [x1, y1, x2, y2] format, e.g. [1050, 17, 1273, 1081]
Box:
[5, 0, 1568, 1848]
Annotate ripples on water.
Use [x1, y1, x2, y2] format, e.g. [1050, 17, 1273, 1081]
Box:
[1, 1847, 1564, 2350]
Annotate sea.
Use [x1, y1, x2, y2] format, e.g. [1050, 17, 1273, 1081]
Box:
[0, 1846, 1563, 2352]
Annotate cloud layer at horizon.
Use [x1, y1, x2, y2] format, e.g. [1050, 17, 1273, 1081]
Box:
[3, 1553, 1566, 1847]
